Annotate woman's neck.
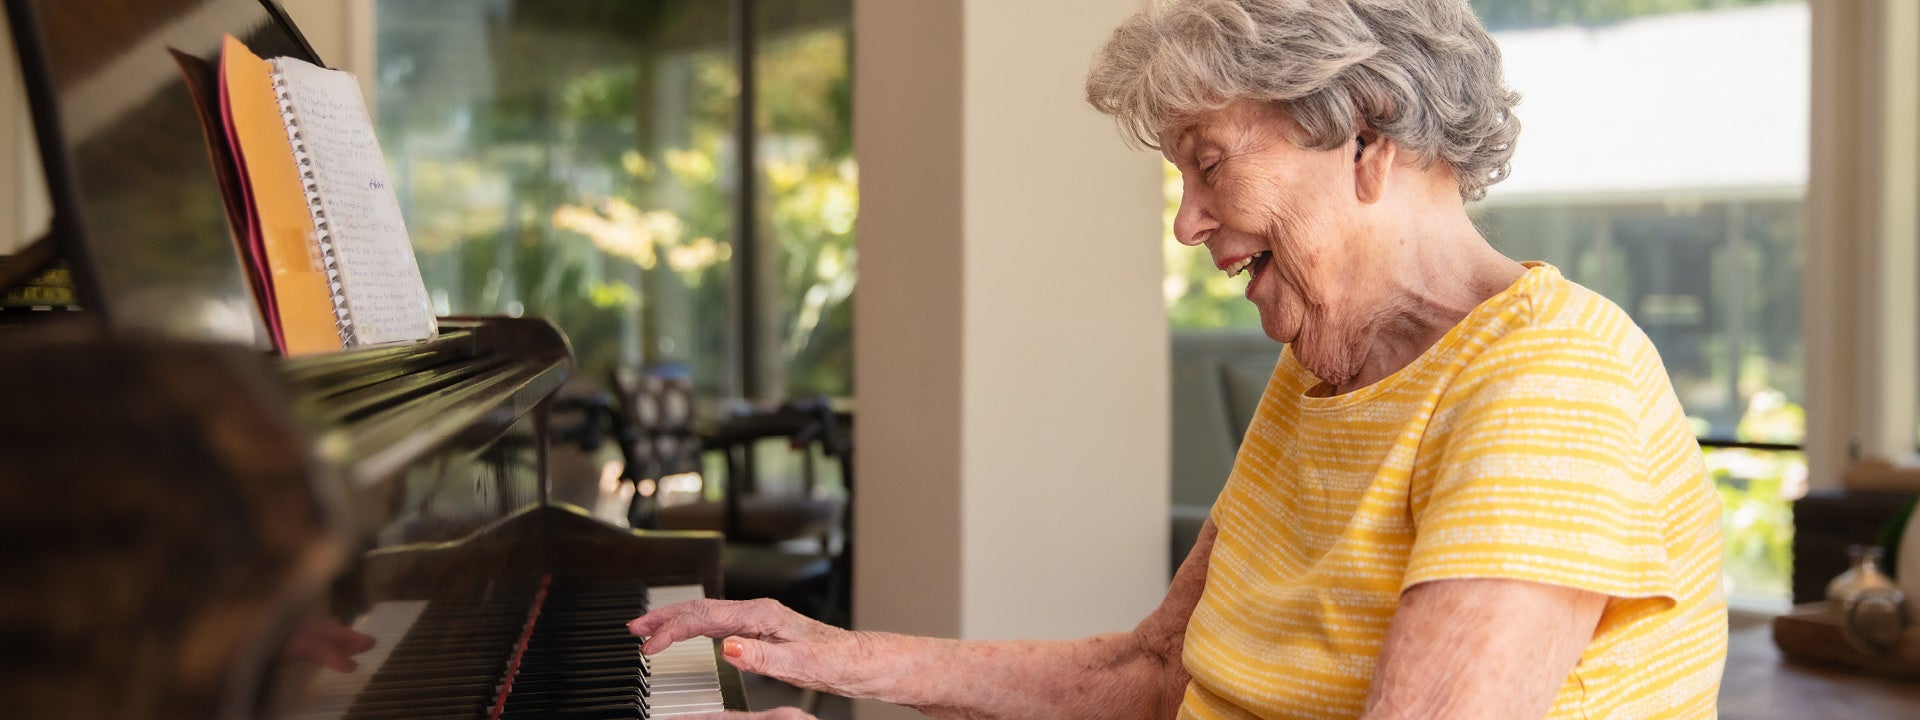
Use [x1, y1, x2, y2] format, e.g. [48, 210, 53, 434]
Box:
[1316, 212, 1525, 396]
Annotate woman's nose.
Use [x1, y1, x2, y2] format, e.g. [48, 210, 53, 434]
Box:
[1172, 188, 1216, 247]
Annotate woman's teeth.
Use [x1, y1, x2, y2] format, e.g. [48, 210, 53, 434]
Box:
[1228, 251, 1270, 279]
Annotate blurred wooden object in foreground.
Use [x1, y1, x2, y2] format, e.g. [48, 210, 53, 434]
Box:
[1773, 603, 1920, 679]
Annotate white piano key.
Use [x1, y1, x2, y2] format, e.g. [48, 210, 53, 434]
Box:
[641, 585, 732, 717]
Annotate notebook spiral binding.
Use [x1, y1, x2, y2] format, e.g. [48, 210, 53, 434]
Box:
[271, 63, 355, 347]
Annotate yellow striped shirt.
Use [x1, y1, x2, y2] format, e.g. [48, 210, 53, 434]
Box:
[1180, 263, 1727, 719]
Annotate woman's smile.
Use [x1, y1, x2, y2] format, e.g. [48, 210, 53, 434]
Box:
[1242, 251, 1273, 299]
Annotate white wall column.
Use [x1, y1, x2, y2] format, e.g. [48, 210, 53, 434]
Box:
[1805, 0, 1920, 488]
[279, 0, 377, 101]
[1875, 0, 1919, 457]
[853, 0, 1168, 717]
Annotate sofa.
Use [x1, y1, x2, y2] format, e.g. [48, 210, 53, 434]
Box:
[1168, 329, 1282, 575]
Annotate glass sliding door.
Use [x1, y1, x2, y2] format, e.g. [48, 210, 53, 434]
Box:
[376, 0, 742, 396]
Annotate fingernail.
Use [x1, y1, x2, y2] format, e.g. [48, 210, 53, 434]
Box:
[722, 637, 743, 658]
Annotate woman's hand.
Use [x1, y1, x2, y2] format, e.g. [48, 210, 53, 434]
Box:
[279, 620, 377, 673]
[628, 598, 884, 698]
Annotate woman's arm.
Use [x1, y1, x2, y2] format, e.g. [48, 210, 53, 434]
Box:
[632, 521, 1217, 720]
[1362, 578, 1606, 720]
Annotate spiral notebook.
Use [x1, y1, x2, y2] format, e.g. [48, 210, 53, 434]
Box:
[219, 35, 435, 355]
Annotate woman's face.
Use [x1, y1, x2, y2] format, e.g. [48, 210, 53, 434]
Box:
[1164, 100, 1371, 350]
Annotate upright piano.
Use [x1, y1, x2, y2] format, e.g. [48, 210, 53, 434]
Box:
[0, 1, 750, 717]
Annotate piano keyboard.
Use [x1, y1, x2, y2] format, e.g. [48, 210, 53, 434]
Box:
[283, 582, 733, 719]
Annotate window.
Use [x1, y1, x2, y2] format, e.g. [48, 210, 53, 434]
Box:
[374, 0, 852, 400]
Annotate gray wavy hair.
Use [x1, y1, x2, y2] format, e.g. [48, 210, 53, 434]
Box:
[1085, 0, 1520, 201]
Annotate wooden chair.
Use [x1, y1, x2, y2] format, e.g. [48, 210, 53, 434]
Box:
[607, 371, 850, 626]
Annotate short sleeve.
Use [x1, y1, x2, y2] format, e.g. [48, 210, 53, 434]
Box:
[1404, 327, 1677, 616]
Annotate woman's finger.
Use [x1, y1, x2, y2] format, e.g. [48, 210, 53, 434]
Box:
[320, 624, 377, 655]
[628, 599, 731, 652]
[626, 598, 700, 637]
[629, 598, 804, 655]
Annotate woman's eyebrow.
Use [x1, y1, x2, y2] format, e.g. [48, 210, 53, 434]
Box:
[1162, 127, 1197, 164]
[1181, 126, 1219, 155]
[1189, 131, 1226, 160]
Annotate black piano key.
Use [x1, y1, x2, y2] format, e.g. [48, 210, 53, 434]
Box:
[504, 671, 644, 691]
[329, 678, 501, 706]
[505, 694, 645, 712]
[522, 664, 642, 681]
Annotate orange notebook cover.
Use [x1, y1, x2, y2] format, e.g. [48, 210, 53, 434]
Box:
[220, 35, 342, 356]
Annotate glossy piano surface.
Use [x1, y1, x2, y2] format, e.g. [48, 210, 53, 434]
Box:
[6, 0, 324, 346]
[280, 317, 573, 546]
[0, 317, 748, 719]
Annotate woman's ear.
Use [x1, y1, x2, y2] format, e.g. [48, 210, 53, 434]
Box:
[1353, 130, 1393, 205]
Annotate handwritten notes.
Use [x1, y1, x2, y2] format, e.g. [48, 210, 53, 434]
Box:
[271, 58, 435, 346]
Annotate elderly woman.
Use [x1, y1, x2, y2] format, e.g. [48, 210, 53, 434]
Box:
[629, 0, 1727, 718]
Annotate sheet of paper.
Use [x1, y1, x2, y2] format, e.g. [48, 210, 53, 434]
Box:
[271, 57, 435, 346]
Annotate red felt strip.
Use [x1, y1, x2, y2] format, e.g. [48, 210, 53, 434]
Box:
[489, 574, 552, 720]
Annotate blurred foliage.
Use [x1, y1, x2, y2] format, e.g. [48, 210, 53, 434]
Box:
[756, 26, 856, 398]
[1468, 0, 1792, 31]
[1706, 390, 1805, 607]
[1706, 445, 1800, 607]
[379, 0, 853, 398]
